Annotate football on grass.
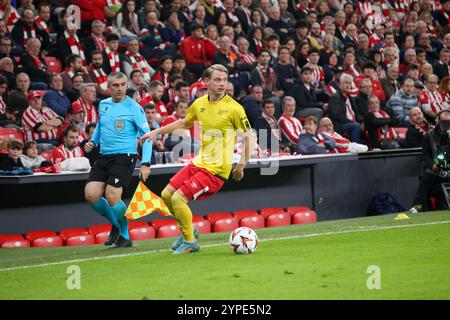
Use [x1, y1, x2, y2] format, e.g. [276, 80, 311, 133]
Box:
[229, 227, 258, 254]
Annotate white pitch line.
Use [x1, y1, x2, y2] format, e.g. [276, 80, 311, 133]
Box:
[0, 219, 449, 272]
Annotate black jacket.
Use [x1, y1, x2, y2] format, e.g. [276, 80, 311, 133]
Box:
[0, 154, 23, 171]
[292, 82, 323, 113]
[433, 61, 449, 83]
[328, 90, 363, 132]
[20, 53, 50, 83]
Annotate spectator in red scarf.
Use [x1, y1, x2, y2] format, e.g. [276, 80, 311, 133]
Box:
[406, 107, 433, 148]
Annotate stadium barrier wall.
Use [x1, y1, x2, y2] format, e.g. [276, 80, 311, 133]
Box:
[0, 149, 421, 234]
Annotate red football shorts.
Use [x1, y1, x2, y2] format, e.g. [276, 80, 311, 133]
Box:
[169, 163, 225, 201]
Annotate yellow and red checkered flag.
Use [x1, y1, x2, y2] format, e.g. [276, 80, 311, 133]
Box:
[125, 182, 173, 219]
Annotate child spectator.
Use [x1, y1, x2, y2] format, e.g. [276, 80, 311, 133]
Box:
[20, 140, 51, 169]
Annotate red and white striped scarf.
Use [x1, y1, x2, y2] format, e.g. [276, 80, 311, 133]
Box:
[225, 9, 239, 23]
[237, 51, 256, 65]
[372, 109, 397, 140]
[90, 66, 108, 91]
[0, 97, 6, 115]
[105, 47, 120, 72]
[35, 16, 50, 34]
[345, 96, 356, 122]
[0, 5, 20, 32]
[256, 65, 277, 92]
[126, 51, 150, 80]
[381, 0, 406, 17]
[30, 54, 42, 69]
[91, 33, 106, 51]
[253, 38, 263, 54]
[23, 26, 36, 47]
[358, 1, 373, 20]
[65, 31, 87, 66]
[262, 112, 281, 141]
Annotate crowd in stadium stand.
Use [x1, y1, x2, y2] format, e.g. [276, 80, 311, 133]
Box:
[1, 0, 450, 174]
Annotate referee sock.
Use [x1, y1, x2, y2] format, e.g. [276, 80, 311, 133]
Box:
[171, 192, 195, 242]
[91, 198, 120, 228]
[161, 188, 175, 216]
[111, 201, 129, 240]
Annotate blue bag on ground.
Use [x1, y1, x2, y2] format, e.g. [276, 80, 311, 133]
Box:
[367, 192, 405, 216]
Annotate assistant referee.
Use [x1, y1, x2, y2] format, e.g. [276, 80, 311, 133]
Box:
[84, 72, 153, 248]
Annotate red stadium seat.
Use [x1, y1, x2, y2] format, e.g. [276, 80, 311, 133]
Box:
[192, 215, 206, 222]
[65, 234, 96, 246]
[95, 231, 110, 244]
[239, 215, 265, 229]
[43, 56, 62, 73]
[88, 224, 112, 235]
[129, 226, 156, 241]
[0, 128, 24, 142]
[150, 218, 177, 230]
[193, 219, 211, 234]
[212, 217, 239, 233]
[1, 239, 30, 248]
[32, 235, 64, 247]
[260, 207, 285, 218]
[233, 210, 259, 221]
[292, 211, 317, 225]
[156, 224, 181, 238]
[58, 228, 89, 240]
[266, 213, 291, 227]
[286, 206, 312, 216]
[25, 230, 57, 241]
[206, 212, 233, 224]
[0, 234, 24, 245]
[128, 221, 149, 231]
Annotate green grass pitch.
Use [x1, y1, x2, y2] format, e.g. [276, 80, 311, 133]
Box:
[0, 211, 449, 300]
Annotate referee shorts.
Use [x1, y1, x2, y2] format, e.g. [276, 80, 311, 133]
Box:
[87, 154, 137, 188]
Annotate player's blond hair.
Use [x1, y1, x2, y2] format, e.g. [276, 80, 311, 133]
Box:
[205, 64, 229, 79]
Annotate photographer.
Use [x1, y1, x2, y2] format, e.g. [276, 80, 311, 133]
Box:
[412, 110, 450, 212]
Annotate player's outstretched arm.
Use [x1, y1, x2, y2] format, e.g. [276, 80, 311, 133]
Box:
[141, 119, 187, 142]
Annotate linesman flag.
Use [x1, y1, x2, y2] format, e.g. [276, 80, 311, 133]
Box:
[125, 182, 173, 219]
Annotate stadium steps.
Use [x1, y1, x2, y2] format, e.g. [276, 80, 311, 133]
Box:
[0, 206, 316, 248]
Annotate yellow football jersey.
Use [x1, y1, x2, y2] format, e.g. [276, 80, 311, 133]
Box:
[185, 94, 251, 179]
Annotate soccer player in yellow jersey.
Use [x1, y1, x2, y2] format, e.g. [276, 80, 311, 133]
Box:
[142, 64, 254, 254]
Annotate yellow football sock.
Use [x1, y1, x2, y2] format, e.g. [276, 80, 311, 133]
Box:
[171, 192, 195, 242]
[161, 188, 175, 215]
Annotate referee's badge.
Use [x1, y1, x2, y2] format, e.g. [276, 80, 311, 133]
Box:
[115, 120, 125, 132]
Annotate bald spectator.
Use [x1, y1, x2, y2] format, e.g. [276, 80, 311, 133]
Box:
[386, 78, 419, 127]
[22, 90, 63, 145]
[0, 57, 16, 89]
[319, 116, 369, 153]
[406, 107, 433, 148]
[11, 9, 50, 53]
[141, 12, 178, 60]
